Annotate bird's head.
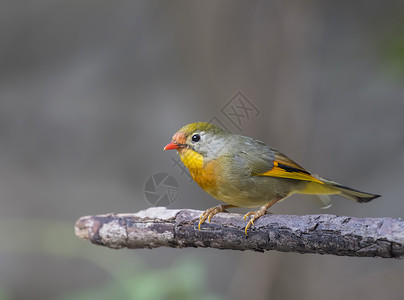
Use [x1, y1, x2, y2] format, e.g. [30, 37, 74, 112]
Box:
[164, 122, 229, 159]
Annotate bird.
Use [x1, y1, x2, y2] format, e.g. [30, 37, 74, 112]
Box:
[164, 122, 380, 235]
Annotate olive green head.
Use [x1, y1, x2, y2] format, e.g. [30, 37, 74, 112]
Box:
[165, 122, 229, 158]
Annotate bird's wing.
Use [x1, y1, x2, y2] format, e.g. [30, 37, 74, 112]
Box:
[254, 148, 323, 184]
[271, 149, 305, 170]
[228, 136, 323, 184]
[232, 137, 275, 175]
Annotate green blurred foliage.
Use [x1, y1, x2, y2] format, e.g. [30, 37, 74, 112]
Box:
[379, 11, 404, 78]
[0, 287, 9, 300]
[60, 259, 221, 300]
[0, 219, 220, 300]
[383, 35, 404, 77]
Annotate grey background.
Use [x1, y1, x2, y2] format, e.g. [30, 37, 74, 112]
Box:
[1, 1, 403, 299]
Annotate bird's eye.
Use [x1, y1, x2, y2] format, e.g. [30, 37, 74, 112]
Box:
[191, 134, 200, 143]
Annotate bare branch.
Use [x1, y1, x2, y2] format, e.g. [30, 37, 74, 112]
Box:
[75, 207, 404, 258]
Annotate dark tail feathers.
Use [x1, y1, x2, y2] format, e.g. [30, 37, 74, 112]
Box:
[320, 178, 380, 203]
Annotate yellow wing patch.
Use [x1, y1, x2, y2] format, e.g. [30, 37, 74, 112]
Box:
[257, 161, 324, 184]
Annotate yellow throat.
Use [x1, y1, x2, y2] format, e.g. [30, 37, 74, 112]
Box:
[178, 148, 204, 175]
[178, 148, 218, 192]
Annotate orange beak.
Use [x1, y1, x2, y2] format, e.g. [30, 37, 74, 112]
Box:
[164, 141, 179, 150]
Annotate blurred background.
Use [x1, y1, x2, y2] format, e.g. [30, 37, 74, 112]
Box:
[1, 1, 404, 299]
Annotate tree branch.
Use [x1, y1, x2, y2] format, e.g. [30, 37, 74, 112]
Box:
[75, 207, 404, 258]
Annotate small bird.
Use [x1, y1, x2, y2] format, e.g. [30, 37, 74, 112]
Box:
[164, 122, 380, 235]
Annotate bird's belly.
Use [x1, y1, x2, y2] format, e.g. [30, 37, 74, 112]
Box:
[211, 176, 302, 208]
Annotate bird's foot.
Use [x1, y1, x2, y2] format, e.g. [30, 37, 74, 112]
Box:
[198, 204, 234, 230]
[243, 207, 269, 236]
[243, 198, 281, 236]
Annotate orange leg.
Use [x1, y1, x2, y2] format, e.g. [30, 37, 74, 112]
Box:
[198, 204, 236, 230]
[243, 197, 282, 236]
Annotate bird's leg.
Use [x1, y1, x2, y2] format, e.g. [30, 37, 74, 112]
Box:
[198, 204, 236, 230]
[243, 197, 282, 235]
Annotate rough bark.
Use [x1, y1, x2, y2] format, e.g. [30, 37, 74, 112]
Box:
[75, 207, 404, 258]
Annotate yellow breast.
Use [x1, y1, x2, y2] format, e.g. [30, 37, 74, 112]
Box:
[178, 148, 218, 192]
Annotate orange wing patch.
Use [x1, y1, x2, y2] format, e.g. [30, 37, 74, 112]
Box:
[273, 150, 306, 170]
[257, 160, 324, 184]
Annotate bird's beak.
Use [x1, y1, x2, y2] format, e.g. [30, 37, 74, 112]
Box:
[164, 141, 179, 150]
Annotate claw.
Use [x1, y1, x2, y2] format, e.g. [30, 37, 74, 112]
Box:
[198, 211, 209, 230]
[244, 214, 258, 236]
[245, 221, 252, 236]
[243, 211, 256, 221]
[197, 204, 234, 231]
[242, 198, 281, 236]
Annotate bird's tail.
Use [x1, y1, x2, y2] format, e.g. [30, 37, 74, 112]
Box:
[317, 177, 380, 203]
